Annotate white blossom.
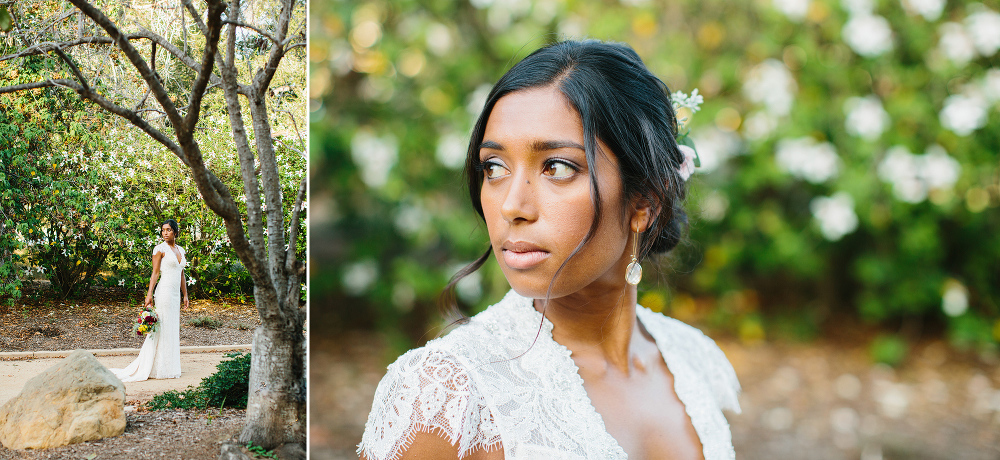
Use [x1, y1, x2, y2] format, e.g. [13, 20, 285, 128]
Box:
[921, 145, 962, 189]
[843, 14, 894, 57]
[691, 128, 743, 173]
[811, 192, 859, 241]
[901, 0, 945, 21]
[877, 145, 962, 203]
[342, 260, 378, 296]
[982, 68, 1000, 103]
[844, 95, 890, 140]
[743, 59, 798, 117]
[351, 129, 398, 188]
[939, 22, 977, 67]
[841, 0, 873, 15]
[773, 0, 810, 22]
[775, 137, 841, 183]
[743, 111, 779, 140]
[942, 280, 969, 317]
[435, 132, 468, 170]
[939, 94, 988, 136]
[394, 204, 430, 235]
[671, 89, 704, 113]
[966, 8, 1000, 57]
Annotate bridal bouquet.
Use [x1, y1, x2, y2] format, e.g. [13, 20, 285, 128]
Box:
[133, 308, 159, 337]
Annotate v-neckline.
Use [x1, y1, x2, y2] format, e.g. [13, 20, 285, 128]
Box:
[165, 243, 182, 265]
[520, 296, 706, 460]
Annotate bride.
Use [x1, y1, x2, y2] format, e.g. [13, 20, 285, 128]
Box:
[111, 219, 189, 382]
[359, 40, 740, 460]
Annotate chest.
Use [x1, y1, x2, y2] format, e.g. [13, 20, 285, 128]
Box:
[578, 356, 704, 460]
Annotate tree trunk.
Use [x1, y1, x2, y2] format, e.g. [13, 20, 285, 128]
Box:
[239, 293, 305, 446]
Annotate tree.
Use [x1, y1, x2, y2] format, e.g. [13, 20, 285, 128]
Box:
[0, 0, 306, 449]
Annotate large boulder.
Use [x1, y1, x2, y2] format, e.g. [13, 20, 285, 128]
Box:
[0, 349, 126, 449]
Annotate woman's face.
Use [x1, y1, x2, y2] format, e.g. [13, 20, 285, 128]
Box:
[479, 86, 634, 299]
[161, 224, 175, 243]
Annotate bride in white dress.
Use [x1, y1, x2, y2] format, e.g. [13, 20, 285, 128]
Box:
[111, 219, 190, 382]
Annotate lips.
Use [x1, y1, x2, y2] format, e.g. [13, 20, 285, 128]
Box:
[501, 241, 549, 269]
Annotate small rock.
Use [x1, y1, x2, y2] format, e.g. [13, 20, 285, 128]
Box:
[0, 349, 126, 449]
[275, 442, 306, 460]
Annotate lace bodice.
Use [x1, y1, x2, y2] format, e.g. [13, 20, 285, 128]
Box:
[359, 290, 741, 460]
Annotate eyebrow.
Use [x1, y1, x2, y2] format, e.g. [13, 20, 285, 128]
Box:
[478, 139, 586, 152]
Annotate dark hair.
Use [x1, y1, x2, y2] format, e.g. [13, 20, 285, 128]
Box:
[443, 39, 689, 311]
[161, 219, 179, 236]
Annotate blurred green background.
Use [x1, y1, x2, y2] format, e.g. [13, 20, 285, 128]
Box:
[309, 0, 999, 359]
[307, 1, 1000, 458]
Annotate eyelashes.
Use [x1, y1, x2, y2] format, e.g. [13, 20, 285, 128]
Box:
[477, 158, 580, 181]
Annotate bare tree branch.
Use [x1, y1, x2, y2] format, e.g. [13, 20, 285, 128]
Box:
[68, 0, 188, 145]
[0, 79, 184, 159]
[182, 0, 225, 132]
[223, 19, 280, 46]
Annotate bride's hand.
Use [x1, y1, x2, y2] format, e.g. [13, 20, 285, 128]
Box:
[144, 295, 153, 307]
[183, 296, 190, 310]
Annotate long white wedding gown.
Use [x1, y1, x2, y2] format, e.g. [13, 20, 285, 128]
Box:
[111, 242, 185, 382]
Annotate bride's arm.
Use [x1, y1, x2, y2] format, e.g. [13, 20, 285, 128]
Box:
[145, 251, 164, 307]
[180, 270, 189, 310]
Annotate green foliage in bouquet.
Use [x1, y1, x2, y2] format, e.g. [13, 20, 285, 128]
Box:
[311, 0, 1000, 355]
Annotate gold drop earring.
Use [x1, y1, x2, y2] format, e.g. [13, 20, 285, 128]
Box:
[625, 230, 642, 285]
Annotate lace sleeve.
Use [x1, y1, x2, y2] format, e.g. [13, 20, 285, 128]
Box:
[358, 347, 501, 460]
[688, 328, 742, 414]
[152, 243, 165, 256]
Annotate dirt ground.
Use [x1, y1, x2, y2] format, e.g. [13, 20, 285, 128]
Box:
[0, 286, 260, 353]
[0, 288, 262, 460]
[309, 331, 1000, 460]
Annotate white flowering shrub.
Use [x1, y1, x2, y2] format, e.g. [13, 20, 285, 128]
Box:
[312, 0, 1000, 351]
[2, 59, 306, 300]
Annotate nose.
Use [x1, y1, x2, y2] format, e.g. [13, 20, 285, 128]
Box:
[499, 171, 538, 224]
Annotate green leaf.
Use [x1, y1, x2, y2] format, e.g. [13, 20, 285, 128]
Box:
[0, 6, 12, 32]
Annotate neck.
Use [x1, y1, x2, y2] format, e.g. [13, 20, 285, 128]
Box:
[535, 285, 639, 371]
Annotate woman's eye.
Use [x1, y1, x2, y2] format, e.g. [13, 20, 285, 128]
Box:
[543, 160, 576, 178]
[482, 161, 509, 179]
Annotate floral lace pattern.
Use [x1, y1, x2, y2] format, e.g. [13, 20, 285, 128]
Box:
[359, 290, 741, 460]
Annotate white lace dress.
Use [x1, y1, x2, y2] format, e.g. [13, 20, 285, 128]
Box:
[111, 242, 185, 382]
[359, 290, 741, 460]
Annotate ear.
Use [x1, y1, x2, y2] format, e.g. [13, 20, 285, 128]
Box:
[630, 199, 654, 233]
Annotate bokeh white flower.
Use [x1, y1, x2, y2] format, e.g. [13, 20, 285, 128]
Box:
[942, 279, 969, 317]
[743, 59, 798, 117]
[773, 0, 810, 22]
[742, 111, 779, 141]
[965, 7, 1000, 57]
[843, 14, 894, 57]
[343, 260, 378, 296]
[775, 137, 841, 183]
[436, 132, 468, 170]
[810, 192, 859, 241]
[691, 127, 743, 173]
[901, 0, 945, 21]
[844, 95, 890, 140]
[938, 22, 977, 66]
[841, 0, 874, 15]
[877, 145, 962, 203]
[351, 130, 399, 188]
[982, 68, 1000, 102]
[939, 94, 989, 136]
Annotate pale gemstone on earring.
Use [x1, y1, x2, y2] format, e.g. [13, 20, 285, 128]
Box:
[625, 261, 642, 285]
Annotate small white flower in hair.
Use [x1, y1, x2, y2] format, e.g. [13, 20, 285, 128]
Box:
[678, 145, 697, 181]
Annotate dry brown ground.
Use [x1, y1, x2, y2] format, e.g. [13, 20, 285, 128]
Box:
[0, 286, 260, 352]
[310, 331, 1000, 460]
[0, 287, 263, 460]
